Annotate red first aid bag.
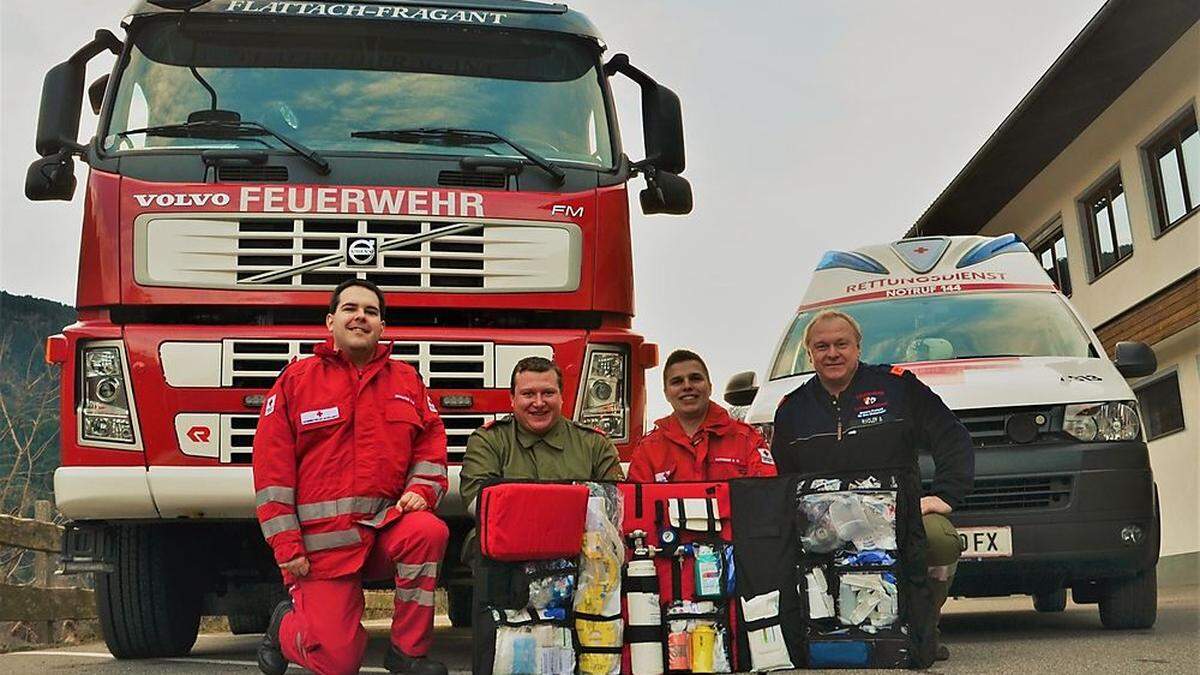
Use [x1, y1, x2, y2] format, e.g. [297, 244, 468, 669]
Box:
[478, 482, 590, 561]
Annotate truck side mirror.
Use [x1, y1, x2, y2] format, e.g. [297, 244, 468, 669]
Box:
[1114, 341, 1156, 379]
[25, 153, 78, 201]
[33, 30, 121, 158]
[604, 54, 686, 174]
[724, 370, 759, 407]
[639, 167, 693, 215]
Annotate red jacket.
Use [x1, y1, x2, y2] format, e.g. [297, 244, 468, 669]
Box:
[252, 338, 448, 579]
[627, 403, 777, 483]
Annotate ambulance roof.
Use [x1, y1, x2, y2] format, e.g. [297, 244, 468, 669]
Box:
[798, 234, 1057, 312]
[126, 1, 604, 42]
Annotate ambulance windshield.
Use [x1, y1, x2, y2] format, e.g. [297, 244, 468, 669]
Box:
[103, 16, 614, 168]
[770, 292, 1094, 379]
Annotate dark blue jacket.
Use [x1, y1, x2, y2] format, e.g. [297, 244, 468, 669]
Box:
[771, 362, 974, 510]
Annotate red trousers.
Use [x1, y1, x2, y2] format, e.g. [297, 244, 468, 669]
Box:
[280, 511, 449, 675]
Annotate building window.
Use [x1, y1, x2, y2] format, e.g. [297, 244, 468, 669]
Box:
[1082, 173, 1134, 277]
[1032, 226, 1071, 296]
[1135, 371, 1185, 441]
[1147, 112, 1199, 233]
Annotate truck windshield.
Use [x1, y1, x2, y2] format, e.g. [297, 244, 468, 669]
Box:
[769, 292, 1095, 379]
[103, 16, 614, 168]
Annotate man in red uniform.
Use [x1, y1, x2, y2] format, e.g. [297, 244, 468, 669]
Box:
[254, 279, 450, 675]
[628, 349, 777, 482]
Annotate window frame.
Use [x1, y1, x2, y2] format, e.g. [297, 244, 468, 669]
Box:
[1031, 221, 1072, 296]
[1133, 367, 1186, 442]
[1079, 170, 1134, 280]
[1144, 109, 1199, 236]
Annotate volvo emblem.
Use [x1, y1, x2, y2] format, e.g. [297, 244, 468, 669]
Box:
[346, 237, 378, 266]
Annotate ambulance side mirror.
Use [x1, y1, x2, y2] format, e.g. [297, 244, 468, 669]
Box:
[1113, 341, 1156, 379]
[723, 370, 758, 407]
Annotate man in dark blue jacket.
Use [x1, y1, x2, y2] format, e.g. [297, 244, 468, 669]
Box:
[772, 309, 974, 661]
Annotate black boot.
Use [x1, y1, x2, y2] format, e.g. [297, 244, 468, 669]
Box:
[934, 627, 950, 661]
[383, 644, 449, 675]
[256, 600, 292, 675]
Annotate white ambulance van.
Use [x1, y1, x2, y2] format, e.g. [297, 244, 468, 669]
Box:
[728, 234, 1160, 629]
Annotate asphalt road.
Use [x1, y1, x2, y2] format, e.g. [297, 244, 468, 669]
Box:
[1, 586, 1195, 674]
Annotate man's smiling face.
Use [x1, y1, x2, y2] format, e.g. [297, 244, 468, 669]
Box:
[326, 284, 384, 355]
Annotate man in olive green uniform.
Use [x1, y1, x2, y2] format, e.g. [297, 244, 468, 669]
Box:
[460, 356, 623, 519]
[460, 357, 622, 643]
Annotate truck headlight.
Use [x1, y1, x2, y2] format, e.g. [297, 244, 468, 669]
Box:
[576, 345, 628, 442]
[1063, 401, 1140, 442]
[81, 343, 138, 445]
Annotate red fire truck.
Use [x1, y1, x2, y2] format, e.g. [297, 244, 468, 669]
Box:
[28, 0, 690, 658]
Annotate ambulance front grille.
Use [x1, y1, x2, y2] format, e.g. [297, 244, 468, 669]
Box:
[222, 339, 494, 389]
[923, 475, 1073, 512]
[222, 412, 492, 465]
[955, 406, 1054, 446]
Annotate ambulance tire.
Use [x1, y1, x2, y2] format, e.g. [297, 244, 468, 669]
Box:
[447, 585, 473, 628]
[1033, 588, 1067, 612]
[97, 525, 202, 658]
[228, 613, 271, 635]
[1098, 567, 1157, 630]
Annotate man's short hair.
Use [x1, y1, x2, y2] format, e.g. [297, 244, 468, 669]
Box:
[803, 310, 862, 347]
[328, 279, 386, 316]
[510, 356, 563, 392]
[662, 349, 709, 385]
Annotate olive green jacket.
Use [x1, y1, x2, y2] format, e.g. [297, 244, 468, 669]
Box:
[460, 415, 624, 516]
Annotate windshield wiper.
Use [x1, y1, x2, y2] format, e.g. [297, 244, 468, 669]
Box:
[114, 119, 331, 175]
[350, 127, 564, 184]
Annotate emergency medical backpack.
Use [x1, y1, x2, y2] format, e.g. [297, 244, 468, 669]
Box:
[788, 467, 937, 669]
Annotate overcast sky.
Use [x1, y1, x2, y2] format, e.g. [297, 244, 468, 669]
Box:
[0, 0, 1105, 418]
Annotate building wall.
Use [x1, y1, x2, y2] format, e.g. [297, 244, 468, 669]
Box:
[977, 22, 1199, 560]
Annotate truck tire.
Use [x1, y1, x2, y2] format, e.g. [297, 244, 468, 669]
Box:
[1033, 588, 1067, 612]
[228, 613, 271, 635]
[447, 585, 473, 628]
[96, 525, 203, 658]
[1098, 567, 1157, 630]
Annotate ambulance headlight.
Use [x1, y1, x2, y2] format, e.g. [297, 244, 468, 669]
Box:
[577, 345, 628, 442]
[80, 342, 139, 446]
[1063, 401, 1140, 442]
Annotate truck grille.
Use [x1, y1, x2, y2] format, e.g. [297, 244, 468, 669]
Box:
[222, 412, 492, 464]
[955, 406, 1054, 446]
[925, 475, 1073, 512]
[137, 215, 579, 292]
[222, 339, 494, 389]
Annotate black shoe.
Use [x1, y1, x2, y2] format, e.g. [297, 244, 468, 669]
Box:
[935, 642, 950, 661]
[383, 644, 448, 675]
[256, 600, 292, 675]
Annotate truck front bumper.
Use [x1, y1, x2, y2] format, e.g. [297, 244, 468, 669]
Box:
[54, 465, 467, 519]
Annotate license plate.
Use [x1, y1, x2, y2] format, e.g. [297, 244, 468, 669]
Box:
[957, 526, 1013, 558]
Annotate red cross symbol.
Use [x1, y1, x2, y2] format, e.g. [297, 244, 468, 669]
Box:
[913, 246, 929, 254]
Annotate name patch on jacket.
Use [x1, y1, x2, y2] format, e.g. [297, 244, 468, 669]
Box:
[855, 390, 888, 424]
[300, 406, 340, 425]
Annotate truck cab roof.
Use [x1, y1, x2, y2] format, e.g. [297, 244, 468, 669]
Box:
[127, 0, 605, 42]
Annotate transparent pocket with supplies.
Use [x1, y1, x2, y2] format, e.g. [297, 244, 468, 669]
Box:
[491, 609, 575, 675]
[799, 491, 897, 555]
[794, 470, 920, 669]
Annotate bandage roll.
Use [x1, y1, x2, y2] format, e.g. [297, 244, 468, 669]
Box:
[625, 559, 663, 675]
